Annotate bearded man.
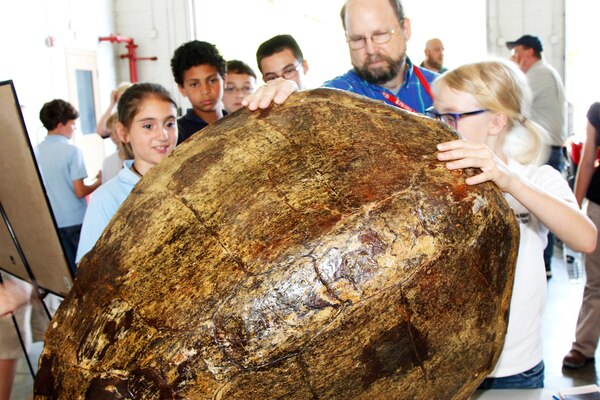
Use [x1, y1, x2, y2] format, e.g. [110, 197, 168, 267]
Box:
[420, 38, 447, 74]
[322, 0, 437, 114]
[244, 0, 437, 115]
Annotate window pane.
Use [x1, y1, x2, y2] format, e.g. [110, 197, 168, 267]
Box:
[75, 69, 97, 134]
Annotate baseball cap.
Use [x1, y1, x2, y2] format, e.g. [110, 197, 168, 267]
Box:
[505, 35, 543, 52]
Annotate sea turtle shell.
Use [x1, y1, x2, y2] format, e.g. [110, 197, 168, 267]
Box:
[34, 88, 519, 399]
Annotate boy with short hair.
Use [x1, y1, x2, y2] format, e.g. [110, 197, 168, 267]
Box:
[223, 60, 257, 113]
[256, 34, 309, 90]
[170, 40, 227, 144]
[36, 99, 101, 273]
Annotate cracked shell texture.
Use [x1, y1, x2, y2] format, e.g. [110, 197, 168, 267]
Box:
[35, 88, 519, 400]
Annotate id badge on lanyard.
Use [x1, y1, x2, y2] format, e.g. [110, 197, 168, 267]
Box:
[379, 65, 434, 113]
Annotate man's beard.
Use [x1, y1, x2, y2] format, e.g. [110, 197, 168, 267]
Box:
[354, 53, 406, 85]
[428, 58, 443, 70]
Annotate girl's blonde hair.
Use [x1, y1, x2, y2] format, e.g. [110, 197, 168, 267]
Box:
[433, 59, 549, 165]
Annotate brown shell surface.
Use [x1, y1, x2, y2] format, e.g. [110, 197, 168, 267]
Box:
[34, 88, 519, 399]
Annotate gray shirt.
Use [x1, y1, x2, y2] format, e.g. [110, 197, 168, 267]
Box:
[526, 59, 567, 147]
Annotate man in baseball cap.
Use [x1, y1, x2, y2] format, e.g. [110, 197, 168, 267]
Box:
[507, 33, 567, 280]
[506, 34, 543, 55]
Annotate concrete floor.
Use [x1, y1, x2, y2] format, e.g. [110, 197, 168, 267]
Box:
[537, 248, 599, 392]
[8, 247, 600, 399]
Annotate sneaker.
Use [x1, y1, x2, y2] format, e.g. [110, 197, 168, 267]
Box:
[562, 349, 594, 369]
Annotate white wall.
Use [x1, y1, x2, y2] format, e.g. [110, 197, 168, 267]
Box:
[113, 0, 191, 111]
[0, 0, 190, 175]
[487, 0, 565, 78]
[565, 1, 600, 138]
[6, 0, 597, 155]
[191, 0, 488, 92]
[405, 0, 487, 71]
[0, 0, 570, 137]
[0, 0, 190, 141]
[0, 0, 116, 145]
[192, 0, 348, 91]
[487, 0, 600, 138]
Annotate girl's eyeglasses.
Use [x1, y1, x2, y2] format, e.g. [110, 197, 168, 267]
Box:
[425, 107, 488, 129]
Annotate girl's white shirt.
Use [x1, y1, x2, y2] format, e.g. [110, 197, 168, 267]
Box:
[490, 158, 575, 377]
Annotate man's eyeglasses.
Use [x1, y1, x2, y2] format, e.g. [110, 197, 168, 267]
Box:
[263, 63, 303, 82]
[425, 107, 489, 129]
[224, 85, 254, 95]
[346, 28, 399, 50]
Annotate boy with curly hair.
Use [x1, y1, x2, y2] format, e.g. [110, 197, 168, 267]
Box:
[170, 40, 227, 144]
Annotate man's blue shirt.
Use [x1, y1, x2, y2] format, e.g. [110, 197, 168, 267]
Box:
[322, 58, 437, 114]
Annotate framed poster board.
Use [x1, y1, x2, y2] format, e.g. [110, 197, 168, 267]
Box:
[0, 80, 73, 296]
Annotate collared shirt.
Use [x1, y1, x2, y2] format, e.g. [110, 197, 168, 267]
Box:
[76, 160, 139, 263]
[322, 58, 438, 114]
[526, 59, 567, 146]
[177, 109, 228, 145]
[34, 134, 88, 228]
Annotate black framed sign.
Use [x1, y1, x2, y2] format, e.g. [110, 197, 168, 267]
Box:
[0, 80, 73, 296]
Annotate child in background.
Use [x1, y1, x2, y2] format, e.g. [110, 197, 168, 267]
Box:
[36, 99, 102, 274]
[431, 60, 596, 389]
[101, 112, 135, 182]
[96, 82, 133, 138]
[223, 60, 257, 113]
[256, 34, 309, 90]
[76, 83, 178, 263]
[170, 40, 227, 144]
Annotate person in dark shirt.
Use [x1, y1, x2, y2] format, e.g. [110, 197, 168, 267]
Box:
[563, 102, 600, 369]
[170, 40, 227, 145]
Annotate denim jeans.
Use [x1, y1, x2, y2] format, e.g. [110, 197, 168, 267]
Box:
[543, 146, 565, 268]
[58, 224, 82, 276]
[478, 360, 545, 389]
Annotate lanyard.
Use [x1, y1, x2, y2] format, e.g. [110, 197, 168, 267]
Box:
[379, 65, 435, 113]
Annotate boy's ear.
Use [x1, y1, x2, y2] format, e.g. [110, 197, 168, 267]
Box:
[489, 111, 508, 136]
[301, 60, 309, 75]
[116, 122, 129, 143]
[177, 84, 187, 98]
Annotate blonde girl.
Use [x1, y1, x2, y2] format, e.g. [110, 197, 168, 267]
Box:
[431, 60, 596, 389]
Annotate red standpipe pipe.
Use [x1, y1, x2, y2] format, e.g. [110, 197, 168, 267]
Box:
[98, 35, 157, 83]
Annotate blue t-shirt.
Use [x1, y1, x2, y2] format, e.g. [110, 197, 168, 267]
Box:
[76, 160, 139, 263]
[322, 58, 437, 114]
[34, 135, 88, 228]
